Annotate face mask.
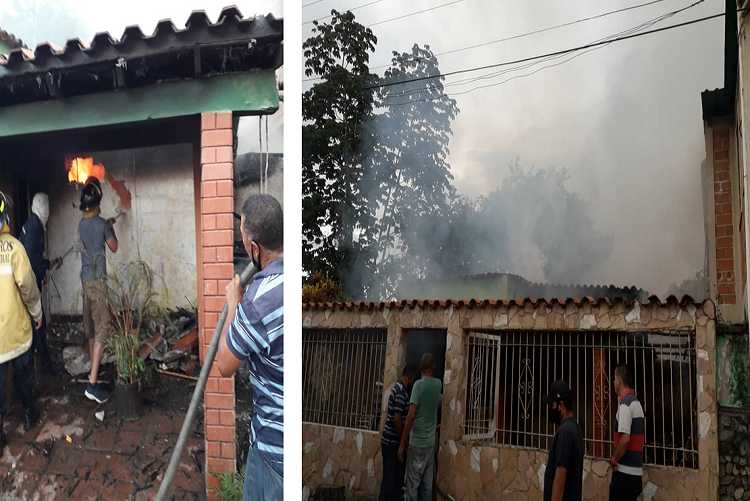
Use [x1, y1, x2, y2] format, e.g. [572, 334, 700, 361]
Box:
[548, 405, 562, 425]
[251, 241, 262, 271]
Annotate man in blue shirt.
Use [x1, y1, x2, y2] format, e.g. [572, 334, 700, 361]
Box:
[217, 194, 283, 501]
[379, 364, 416, 501]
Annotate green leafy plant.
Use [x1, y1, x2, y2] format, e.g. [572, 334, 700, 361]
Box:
[213, 466, 245, 501]
[729, 346, 750, 408]
[302, 272, 349, 303]
[96, 260, 168, 385]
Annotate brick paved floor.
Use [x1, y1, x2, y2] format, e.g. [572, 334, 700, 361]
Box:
[0, 368, 206, 500]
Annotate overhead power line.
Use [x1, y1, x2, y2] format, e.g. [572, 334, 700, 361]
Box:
[303, 0, 390, 26]
[365, 7, 717, 93]
[367, 0, 465, 28]
[372, 0, 675, 69]
[383, 0, 704, 100]
[383, 11, 722, 106]
[302, 0, 681, 83]
[302, 0, 327, 7]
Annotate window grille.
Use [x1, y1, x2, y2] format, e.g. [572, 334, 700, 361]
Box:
[464, 330, 698, 468]
[302, 329, 387, 431]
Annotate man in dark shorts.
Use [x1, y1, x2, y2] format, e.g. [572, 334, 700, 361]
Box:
[379, 364, 416, 501]
[542, 380, 584, 501]
[78, 177, 118, 403]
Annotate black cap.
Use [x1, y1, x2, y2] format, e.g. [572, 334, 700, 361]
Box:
[542, 380, 570, 405]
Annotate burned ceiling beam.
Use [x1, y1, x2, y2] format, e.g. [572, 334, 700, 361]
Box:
[113, 58, 128, 89]
[193, 47, 201, 77]
[44, 72, 61, 99]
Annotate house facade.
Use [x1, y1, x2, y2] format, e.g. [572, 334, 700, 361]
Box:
[302, 298, 719, 500]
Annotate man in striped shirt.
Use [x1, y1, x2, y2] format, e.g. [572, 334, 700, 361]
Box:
[217, 194, 284, 501]
[610, 364, 644, 501]
[379, 364, 416, 501]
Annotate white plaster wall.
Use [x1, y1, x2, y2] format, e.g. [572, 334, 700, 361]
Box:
[47, 144, 197, 315]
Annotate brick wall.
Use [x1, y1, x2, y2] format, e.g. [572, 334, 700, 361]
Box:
[199, 111, 236, 498]
[714, 128, 737, 305]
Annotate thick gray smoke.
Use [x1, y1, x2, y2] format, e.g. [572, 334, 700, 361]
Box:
[308, 0, 720, 300]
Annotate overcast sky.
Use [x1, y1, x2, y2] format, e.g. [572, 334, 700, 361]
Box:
[303, 0, 724, 296]
[0, 0, 284, 153]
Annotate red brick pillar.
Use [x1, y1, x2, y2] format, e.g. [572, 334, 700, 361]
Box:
[593, 350, 607, 458]
[713, 128, 736, 305]
[199, 111, 237, 497]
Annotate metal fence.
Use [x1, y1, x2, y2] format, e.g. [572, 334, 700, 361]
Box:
[302, 329, 387, 431]
[464, 330, 698, 468]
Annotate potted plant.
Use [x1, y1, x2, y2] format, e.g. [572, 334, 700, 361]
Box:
[98, 260, 166, 421]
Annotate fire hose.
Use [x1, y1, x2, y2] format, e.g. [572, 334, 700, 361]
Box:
[155, 262, 257, 501]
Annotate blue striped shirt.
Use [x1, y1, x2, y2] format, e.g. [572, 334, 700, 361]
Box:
[382, 381, 410, 446]
[226, 258, 284, 463]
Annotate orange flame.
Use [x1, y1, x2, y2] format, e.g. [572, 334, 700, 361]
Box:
[66, 156, 105, 184]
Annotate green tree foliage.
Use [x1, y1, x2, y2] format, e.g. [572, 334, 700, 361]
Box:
[302, 272, 349, 303]
[303, 11, 460, 299]
[302, 11, 378, 286]
[356, 45, 460, 299]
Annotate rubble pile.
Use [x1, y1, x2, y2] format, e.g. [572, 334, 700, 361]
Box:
[138, 307, 200, 376]
[50, 307, 200, 378]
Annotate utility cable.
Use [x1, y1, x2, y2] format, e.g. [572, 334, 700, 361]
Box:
[365, 6, 718, 94]
[302, 0, 678, 82]
[371, 0, 675, 70]
[384, 0, 701, 101]
[366, 0, 465, 28]
[384, 12, 717, 106]
[303, 0, 326, 7]
[303, 0, 390, 25]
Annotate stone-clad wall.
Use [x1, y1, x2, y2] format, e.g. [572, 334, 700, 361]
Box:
[719, 407, 750, 500]
[302, 299, 719, 500]
[302, 424, 382, 500]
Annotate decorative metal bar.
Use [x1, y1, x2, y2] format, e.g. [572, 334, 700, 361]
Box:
[302, 329, 387, 431]
[463, 329, 698, 469]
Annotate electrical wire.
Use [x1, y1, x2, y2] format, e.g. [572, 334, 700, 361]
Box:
[367, 0, 465, 28]
[372, 0, 674, 70]
[302, 0, 678, 83]
[383, 0, 703, 101]
[303, 0, 391, 25]
[303, 0, 327, 7]
[383, 11, 720, 106]
[364, 2, 714, 94]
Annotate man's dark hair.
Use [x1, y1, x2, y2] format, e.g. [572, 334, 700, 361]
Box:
[615, 364, 631, 388]
[241, 194, 283, 251]
[402, 364, 417, 377]
[420, 353, 435, 373]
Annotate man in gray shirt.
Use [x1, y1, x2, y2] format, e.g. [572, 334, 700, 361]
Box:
[78, 177, 118, 403]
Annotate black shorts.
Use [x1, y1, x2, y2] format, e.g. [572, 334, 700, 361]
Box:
[609, 471, 642, 501]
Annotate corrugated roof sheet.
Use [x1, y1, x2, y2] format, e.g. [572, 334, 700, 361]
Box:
[0, 27, 25, 53]
[302, 295, 708, 311]
[0, 6, 282, 107]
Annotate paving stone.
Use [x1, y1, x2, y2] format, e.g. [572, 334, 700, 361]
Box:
[107, 453, 144, 483]
[31, 473, 68, 501]
[99, 478, 136, 500]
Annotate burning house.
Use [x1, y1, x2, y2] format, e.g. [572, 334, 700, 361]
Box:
[0, 7, 282, 498]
